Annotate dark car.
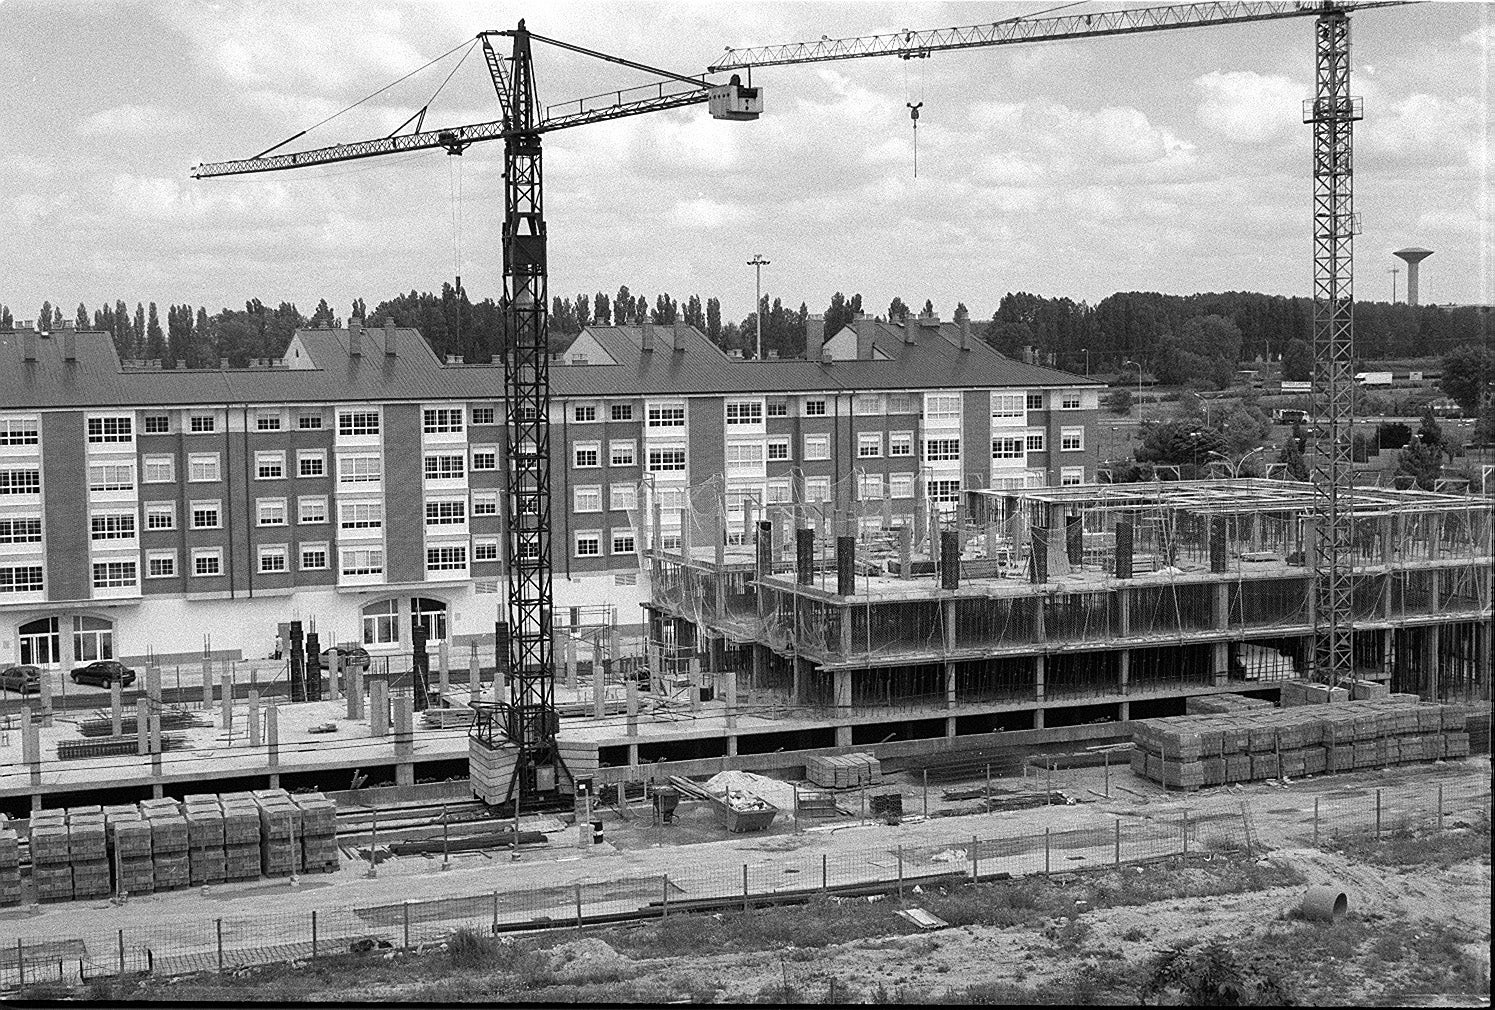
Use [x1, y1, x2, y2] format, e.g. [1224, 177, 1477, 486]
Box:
[0, 664, 42, 695]
[320, 644, 371, 671]
[69, 660, 137, 688]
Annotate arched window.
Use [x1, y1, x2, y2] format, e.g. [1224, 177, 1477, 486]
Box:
[362, 600, 400, 646]
[410, 597, 447, 644]
[18, 617, 59, 666]
[72, 615, 114, 662]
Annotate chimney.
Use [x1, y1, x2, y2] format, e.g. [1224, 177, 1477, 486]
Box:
[855, 313, 874, 361]
[902, 315, 916, 345]
[805, 313, 824, 361]
[62, 330, 76, 362]
[640, 317, 654, 353]
[384, 319, 397, 356]
[22, 330, 37, 362]
[957, 307, 972, 351]
[672, 319, 687, 353]
[349, 323, 362, 358]
[821, 346, 834, 365]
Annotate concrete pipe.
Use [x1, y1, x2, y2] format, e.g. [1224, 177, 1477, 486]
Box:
[1301, 886, 1348, 922]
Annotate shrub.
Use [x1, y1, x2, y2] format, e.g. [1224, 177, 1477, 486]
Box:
[446, 927, 499, 969]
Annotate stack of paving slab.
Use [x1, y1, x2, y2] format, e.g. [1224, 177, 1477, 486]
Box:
[252, 789, 303, 876]
[183, 795, 227, 885]
[805, 753, 882, 789]
[1279, 681, 1351, 707]
[1132, 698, 1470, 790]
[105, 804, 154, 895]
[141, 798, 190, 891]
[1186, 694, 1276, 716]
[66, 807, 110, 899]
[28, 810, 72, 903]
[0, 816, 19, 906]
[220, 793, 263, 882]
[292, 793, 339, 873]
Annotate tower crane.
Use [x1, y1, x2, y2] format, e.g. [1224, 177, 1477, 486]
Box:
[192, 23, 761, 806]
[710, 0, 1406, 685]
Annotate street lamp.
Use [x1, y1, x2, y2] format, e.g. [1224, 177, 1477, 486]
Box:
[1123, 360, 1142, 423]
[1208, 446, 1268, 479]
[1081, 347, 1090, 376]
[747, 254, 770, 359]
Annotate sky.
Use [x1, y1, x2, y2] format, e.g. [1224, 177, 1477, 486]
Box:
[0, 0, 1489, 326]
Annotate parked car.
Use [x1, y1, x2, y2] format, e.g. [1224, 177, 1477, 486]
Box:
[320, 644, 371, 671]
[69, 660, 136, 688]
[0, 664, 42, 695]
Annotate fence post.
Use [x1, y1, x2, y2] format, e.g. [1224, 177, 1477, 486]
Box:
[216, 919, 223, 972]
[1437, 785, 1444, 833]
[742, 864, 749, 912]
[403, 901, 410, 950]
[1313, 798, 1320, 846]
[971, 835, 979, 882]
[1047, 759, 1053, 803]
[1375, 789, 1382, 839]
[1114, 819, 1121, 866]
[492, 890, 499, 935]
[821, 853, 828, 892]
[1104, 749, 1110, 798]
[1044, 828, 1051, 875]
[117, 929, 124, 975]
[897, 845, 904, 901]
[922, 769, 928, 817]
[1182, 809, 1189, 864]
[311, 910, 318, 960]
[367, 808, 378, 879]
[663, 874, 670, 917]
[985, 764, 992, 813]
[575, 883, 583, 934]
[16, 938, 23, 986]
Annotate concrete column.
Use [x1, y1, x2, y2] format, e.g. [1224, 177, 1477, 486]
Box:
[1034, 655, 1045, 704]
[248, 690, 262, 747]
[1422, 625, 1439, 699]
[833, 668, 851, 716]
[944, 600, 957, 710]
[393, 693, 414, 786]
[266, 705, 279, 770]
[148, 712, 161, 769]
[564, 634, 577, 691]
[111, 681, 123, 736]
[469, 652, 481, 699]
[353, 665, 366, 720]
[220, 672, 233, 729]
[20, 708, 40, 787]
[201, 655, 213, 708]
[689, 656, 701, 713]
[1117, 587, 1131, 637]
[792, 656, 804, 705]
[1118, 649, 1130, 696]
[899, 524, 913, 578]
[437, 640, 450, 696]
[136, 698, 149, 756]
[592, 660, 605, 718]
[38, 667, 52, 727]
[1215, 582, 1230, 631]
[369, 677, 388, 737]
[328, 650, 341, 702]
[146, 664, 161, 704]
[724, 669, 738, 731]
[626, 681, 639, 769]
[1033, 706, 1045, 730]
[751, 643, 763, 693]
[1119, 701, 1131, 721]
[1213, 642, 1230, 687]
[344, 655, 357, 718]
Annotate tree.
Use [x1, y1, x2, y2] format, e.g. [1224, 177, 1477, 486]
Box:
[985, 319, 1035, 358]
[575, 293, 592, 330]
[887, 297, 909, 324]
[682, 294, 703, 330]
[705, 296, 720, 343]
[1281, 338, 1313, 382]
[1438, 344, 1493, 418]
[1396, 439, 1444, 490]
[1416, 408, 1446, 453]
[1135, 420, 1229, 479]
[1102, 388, 1133, 415]
[614, 285, 632, 324]
[1215, 400, 1270, 456]
[133, 302, 146, 357]
[592, 291, 611, 326]
[144, 303, 165, 361]
[309, 299, 338, 329]
[350, 297, 366, 323]
[75, 303, 89, 330]
[38, 301, 52, 330]
[650, 293, 677, 325]
[1277, 440, 1309, 481]
[921, 298, 934, 317]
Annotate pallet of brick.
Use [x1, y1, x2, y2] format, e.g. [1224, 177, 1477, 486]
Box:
[105, 810, 154, 896]
[140, 802, 190, 892]
[0, 820, 20, 907]
[291, 794, 339, 873]
[1350, 679, 1389, 701]
[255, 792, 302, 876]
[184, 801, 227, 885]
[1157, 758, 1204, 790]
[1444, 732, 1470, 759]
[1279, 749, 1306, 778]
[1224, 753, 1251, 783]
[1250, 753, 1279, 781]
[67, 811, 110, 899]
[29, 811, 73, 903]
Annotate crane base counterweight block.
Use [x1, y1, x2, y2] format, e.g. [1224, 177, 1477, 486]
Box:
[709, 80, 762, 121]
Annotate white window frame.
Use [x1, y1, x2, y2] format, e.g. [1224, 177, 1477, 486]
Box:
[1026, 392, 1044, 411]
[574, 532, 602, 558]
[86, 416, 134, 444]
[609, 403, 634, 422]
[611, 530, 636, 555]
[805, 477, 831, 502]
[339, 501, 383, 530]
[144, 502, 175, 530]
[423, 454, 466, 480]
[338, 454, 382, 484]
[142, 415, 169, 434]
[422, 407, 465, 434]
[0, 517, 42, 544]
[191, 548, 223, 577]
[297, 450, 326, 478]
[725, 442, 764, 474]
[766, 438, 790, 462]
[337, 410, 380, 437]
[473, 539, 499, 562]
[470, 406, 496, 425]
[300, 543, 329, 570]
[472, 493, 498, 516]
[925, 437, 961, 462]
[1061, 392, 1083, 410]
[297, 496, 328, 524]
[297, 411, 324, 430]
[142, 455, 175, 483]
[929, 478, 962, 504]
[992, 436, 1025, 460]
[255, 451, 285, 480]
[145, 551, 176, 579]
[1026, 432, 1046, 452]
[88, 463, 135, 491]
[889, 431, 913, 457]
[189, 500, 221, 530]
[609, 440, 636, 467]
[426, 545, 468, 572]
[647, 447, 686, 472]
[1060, 466, 1085, 486]
[573, 441, 600, 468]
[572, 403, 599, 423]
[425, 500, 467, 526]
[0, 418, 39, 445]
[852, 394, 882, 416]
[256, 498, 287, 526]
[89, 512, 136, 541]
[91, 560, 137, 588]
[258, 546, 288, 574]
[857, 432, 882, 458]
[254, 410, 282, 432]
[725, 401, 763, 426]
[609, 483, 637, 511]
[187, 453, 220, 483]
[340, 547, 384, 576]
[991, 393, 1025, 418]
[1060, 426, 1085, 451]
[471, 446, 498, 471]
[646, 402, 685, 428]
[0, 469, 41, 495]
[803, 434, 830, 461]
[802, 398, 827, 417]
[573, 485, 603, 513]
[887, 394, 918, 414]
[925, 394, 962, 423]
[889, 473, 915, 499]
[188, 413, 216, 433]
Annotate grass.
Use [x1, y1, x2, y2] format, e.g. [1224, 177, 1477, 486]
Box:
[1333, 818, 1492, 869]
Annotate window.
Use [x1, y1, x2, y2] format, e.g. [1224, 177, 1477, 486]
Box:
[857, 433, 882, 458]
[192, 549, 222, 576]
[889, 431, 913, 457]
[188, 414, 216, 433]
[766, 400, 788, 418]
[516, 404, 538, 422]
[991, 393, 1025, 418]
[803, 434, 830, 461]
[91, 561, 136, 588]
[888, 393, 917, 414]
[144, 503, 175, 530]
[146, 553, 176, 578]
[1026, 432, 1046, 452]
[339, 502, 383, 530]
[573, 442, 600, 468]
[572, 404, 598, 423]
[255, 451, 285, 480]
[297, 412, 323, 430]
[472, 493, 498, 517]
[426, 500, 467, 526]
[853, 394, 882, 416]
[338, 455, 381, 483]
[338, 411, 380, 436]
[767, 481, 790, 504]
[474, 540, 499, 562]
[517, 540, 540, 561]
[660, 534, 682, 551]
[341, 548, 384, 576]
[88, 463, 134, 491]
[611, 530, 636, 555]
[471, 448, 497, 471]
[426, 545, 467, 571]
[610, 441, 636, 467]
[992, 437, 1025, 460]
[1060, 427, 1084, 451]
[87, 416, 133, 443]
[805, 477, 831, 501]
[0, 517, 41, 544]
[89, 513, 136, 540]
[424, 454, 465, 480]
[803, 398, 827, 417]
[1026, 392, 1044, 411]
[135, 415, 167, 436]
[258, 547, 288, 573]
[143, 456, 175, 483]
[0, 469, 41, 495]
[647, 403, 685, 428]
[300, 544, 329, 570]
[573, 486, 603, 513]
[0, 566, 44, 593]
[422, 408, 464, 434]
[297, 451, 325, 477]
[656, 487, 684, 510]
[929, 478, 962, 504]
[298, 496, 327, 524]
[190, 501, 220, 529]
[574, 533, 601, 557]
[609, 483, 637, 511]
[890, 473, 915, 499]
[609, 403, 634, 422]
[767, 438, 790, 462]
[725, 442, 763, 473]
[256, 499, 286, 526]
[461, 406, 492, 428]
[254, 411, 282, 431]
[647, 448, 686, 472]
[1061, 392, 1083, 410]
[1061, 466, 1084, 486]
[187, 453, 219, 482]
[362, 599, 399, 644]
[926, 394, 961, 422]
[725, 401, 762, 425]
[0, 418, 39, 445]
[858, 473, 884, 499]
[925, 438, 961, 462]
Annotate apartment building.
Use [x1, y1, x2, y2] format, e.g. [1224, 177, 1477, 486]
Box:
[0, 315, 1098, 669]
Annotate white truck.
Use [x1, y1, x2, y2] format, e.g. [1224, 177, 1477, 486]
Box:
[1354, 371, 1394, 387]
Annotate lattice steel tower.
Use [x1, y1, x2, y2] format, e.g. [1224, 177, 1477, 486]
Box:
[1304, 7, 1362, 681]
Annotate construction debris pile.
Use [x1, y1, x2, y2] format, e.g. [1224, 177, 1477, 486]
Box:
[806, 753, 882, 789]
[16, 789, 341, 904]
[1131, 699, 1471, 790]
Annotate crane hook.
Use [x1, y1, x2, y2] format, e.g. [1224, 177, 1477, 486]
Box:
[907, 102, 923, 178]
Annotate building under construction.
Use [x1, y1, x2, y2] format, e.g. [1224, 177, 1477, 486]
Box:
[602, 477, 1491, 768]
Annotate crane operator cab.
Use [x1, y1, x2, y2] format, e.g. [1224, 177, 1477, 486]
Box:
[708, 74, 762, 121]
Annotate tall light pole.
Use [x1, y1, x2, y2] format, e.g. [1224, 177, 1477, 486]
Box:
[1123, 360, 1142, 424]
[1081, 347, 1090, 376]
[747, 254, 770, 359]
[1208, 446, 1269, 479]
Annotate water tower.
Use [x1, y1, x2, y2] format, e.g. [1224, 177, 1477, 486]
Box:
[1393, 247, 1432, 306]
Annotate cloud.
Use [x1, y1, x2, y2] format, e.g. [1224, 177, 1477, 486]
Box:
[76, 104, 192, 138]
[1194, 71, 1303, 145]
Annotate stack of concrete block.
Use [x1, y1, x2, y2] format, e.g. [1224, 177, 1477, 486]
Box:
[28, 810, 72, 903]
[66, 809, 110, 899]
[105, 805, 153, 896]
[1132, 699, 1469, 791]
[1186, 693, 1274, 716]
[220, 794, 262, 882]
[1280, 680, 1351, 707]
[183, 795, 227, 885]
[0, 817, 19, 906]
[292, 793, 339, 873]
[253, 789, 302, 876]
[805, 753, 882, 789]
[1349, 679, 1390, 701]
[140, 799, 189, 891]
